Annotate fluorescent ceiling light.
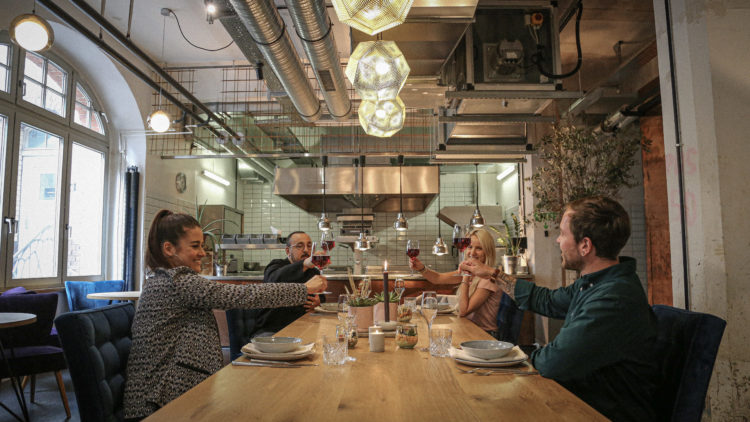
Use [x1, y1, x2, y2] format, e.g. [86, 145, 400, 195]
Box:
[202, 170, 230, 186]
[496, 166, 517, 181]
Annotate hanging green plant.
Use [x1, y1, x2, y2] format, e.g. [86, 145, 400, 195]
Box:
[528, 120, 649, 227]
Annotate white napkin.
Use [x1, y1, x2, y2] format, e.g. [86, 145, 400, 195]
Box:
[450, 345, 528, 363]
[241, 342, 315, 356]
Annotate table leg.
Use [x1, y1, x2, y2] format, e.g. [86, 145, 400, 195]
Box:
[0, 338, 30, 422]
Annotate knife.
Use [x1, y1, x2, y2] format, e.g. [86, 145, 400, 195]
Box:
[231, 361, 300, 368]
[250, 359, 318, 367]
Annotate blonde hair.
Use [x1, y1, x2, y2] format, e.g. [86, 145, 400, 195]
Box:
[467, 228, 496, 267]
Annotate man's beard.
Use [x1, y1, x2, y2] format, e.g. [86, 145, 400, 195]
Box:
[561, 252, 583, 271]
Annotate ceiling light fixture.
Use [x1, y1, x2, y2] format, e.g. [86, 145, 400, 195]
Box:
[202, 170, 230, 187]
[331, 0, 414, 35]
[496, 165, 516, 181]
[318, 156, 332, 232]
[354, 156, 371, 251]
[149, 13, 171, 133]
[358, 97, 405, 138]
[393, 155, 408, 232]
[346, 41, 410, 102]
[10, 5, 55, 53]
[470, 163, 485, 228]
[432, 166, 448, 256]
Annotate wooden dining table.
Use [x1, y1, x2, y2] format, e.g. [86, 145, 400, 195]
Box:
[146, 311, 606, 421]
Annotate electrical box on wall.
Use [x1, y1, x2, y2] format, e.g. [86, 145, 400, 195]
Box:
[441, 4, 561, 89]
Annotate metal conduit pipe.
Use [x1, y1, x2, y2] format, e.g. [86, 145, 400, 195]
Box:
[284, 0, 352, 121]
[229, 0, 322, 122]
[40, 0, 276, 181]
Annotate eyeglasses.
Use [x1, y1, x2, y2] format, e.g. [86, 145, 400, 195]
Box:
[290, 243, 313, 250]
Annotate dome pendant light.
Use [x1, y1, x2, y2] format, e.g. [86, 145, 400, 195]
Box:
[149, 15, 171, 133]
[393, 155, 408, 232]
[354, 156, 371, 251]
[318, 157, 332, 231]
[432, 166, 448, 255]
[470, 163, 485, 228]
[10, 6, 55, 53]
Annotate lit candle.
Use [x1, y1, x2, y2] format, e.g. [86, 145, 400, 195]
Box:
[369, 326, 385, 352]
[383, 260, 390, 322]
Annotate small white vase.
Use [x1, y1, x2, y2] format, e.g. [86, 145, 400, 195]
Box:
[502, 255, 519, 275]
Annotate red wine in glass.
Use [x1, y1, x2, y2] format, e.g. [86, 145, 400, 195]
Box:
[311, 255, 330, 269]
[457, 238, 471, 252]
[406, 248, 420, 258]
[324, 240, 335, 250]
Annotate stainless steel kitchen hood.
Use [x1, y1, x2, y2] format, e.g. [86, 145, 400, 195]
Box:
[274, 166, 439, 213]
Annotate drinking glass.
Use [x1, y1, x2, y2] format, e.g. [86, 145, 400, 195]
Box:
[322, 333, 347, 365]
[429, 327, 453, 357]
[422, 296, 438, 333]
[336, 324, 356, 362]
[394, 278, 406, 303]
[310, 242, 330, 270]
[406, 239, 420, 275]
[337, 294, 350, 325]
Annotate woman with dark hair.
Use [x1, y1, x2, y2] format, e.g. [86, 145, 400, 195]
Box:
[123, 210, 326, 420]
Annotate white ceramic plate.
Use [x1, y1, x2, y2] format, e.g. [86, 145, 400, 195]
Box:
[454, 356, 528, 367]
[241, 342, 316, 361]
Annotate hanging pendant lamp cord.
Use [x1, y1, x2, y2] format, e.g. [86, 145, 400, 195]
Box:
[437, 165, 442, 237]
[475, 163, 479, 209]
[399, 157, 403, 213]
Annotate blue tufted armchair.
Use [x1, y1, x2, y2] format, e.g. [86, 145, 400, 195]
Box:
[55, 302, 135, 422]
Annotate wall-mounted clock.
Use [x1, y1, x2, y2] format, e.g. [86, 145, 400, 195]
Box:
[175, 172, 187, 193]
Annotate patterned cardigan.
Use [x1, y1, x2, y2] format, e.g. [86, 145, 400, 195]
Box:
[123, 266, 308, 419]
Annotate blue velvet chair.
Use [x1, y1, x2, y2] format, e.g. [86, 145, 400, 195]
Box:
[495, 292, 524, 344]
[55, 302, 135, 422]
[64, 280, 125, 311]
[652, 305, 726, 422]
[0, 292, 70, 418]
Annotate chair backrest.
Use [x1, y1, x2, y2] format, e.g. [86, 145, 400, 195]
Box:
[226, 308, 261, 360]
[55, 302, 135, 422]
[0, 292, 59, 348]
[65, 280, 125, 311]
[652, 305, 726, 422]
[495, 292, 524, 344]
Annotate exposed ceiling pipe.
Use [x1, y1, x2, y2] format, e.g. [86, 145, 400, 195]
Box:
[42, 0, 276, 181]
[284, 0, 352, 121]
[228, 0, 322, 122]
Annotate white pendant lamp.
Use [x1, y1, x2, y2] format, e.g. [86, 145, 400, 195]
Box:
[432, 166, 448, 255]
[10, 12, 54, 52]
[358, 96, 405, 138]
[355, 156, 370, 251]
[393, 155, 408, 232]
[149, 14, 171, 132]
[331, 0, 414, 36]
[346, 41, 410, 102]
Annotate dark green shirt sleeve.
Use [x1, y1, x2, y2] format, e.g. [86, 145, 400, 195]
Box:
[514, 278, 576, 319]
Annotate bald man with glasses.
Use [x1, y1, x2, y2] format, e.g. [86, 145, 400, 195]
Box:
[248, 232, 329, 338]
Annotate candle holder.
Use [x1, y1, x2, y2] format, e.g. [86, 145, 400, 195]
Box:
[368, 326, 385, 352]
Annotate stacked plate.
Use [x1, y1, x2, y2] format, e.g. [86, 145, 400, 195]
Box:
[450, 342, 528, 367]
[241, 337, 315, 361]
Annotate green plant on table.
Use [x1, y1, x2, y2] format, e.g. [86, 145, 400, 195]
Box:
[498, 213, 523, 257]
[374, 291, 400, 303]
[347, 296, 377, 307]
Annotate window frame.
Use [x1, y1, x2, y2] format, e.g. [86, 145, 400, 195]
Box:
[0, 34, 111, 289]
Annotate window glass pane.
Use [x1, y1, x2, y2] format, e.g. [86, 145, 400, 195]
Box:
[23, 79, 43, 107]
[0, 44, 8, 65]
[45, 89, 64, 116]
[67, 143, 104, 276]
[0, 114, 6, 213]
[46, 61, 66, 93]
[0, 67, 8, 93]
[24, 52, 44, 83]
[91, 112, 104, 134]
[13, 123, 63, 279]
[74, 103, 90, 127]
[75, 84, 90, 107]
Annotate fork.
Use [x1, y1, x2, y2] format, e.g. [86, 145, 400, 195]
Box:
[456, 366, 538, 376]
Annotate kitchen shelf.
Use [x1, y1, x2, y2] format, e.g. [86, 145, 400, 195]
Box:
[218, 244, 286, 250]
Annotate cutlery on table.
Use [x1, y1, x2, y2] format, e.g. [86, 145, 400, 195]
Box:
[231, 361, 300, 368]
[456, 366, 538, 376]
[250, 359, 318, 367]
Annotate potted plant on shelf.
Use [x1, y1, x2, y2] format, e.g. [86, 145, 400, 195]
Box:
[498, 213, 524, 275]
[373, 291, 399, 322]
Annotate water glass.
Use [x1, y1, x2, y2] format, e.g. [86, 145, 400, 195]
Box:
[322, 334, 347, 365]
[429, 327, 453, 357]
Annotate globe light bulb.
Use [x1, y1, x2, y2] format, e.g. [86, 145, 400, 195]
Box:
[10, 14, 54, 52]
[148, 110, 171, 133]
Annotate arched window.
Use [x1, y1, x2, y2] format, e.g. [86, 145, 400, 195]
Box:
[0, 32, 110, 289]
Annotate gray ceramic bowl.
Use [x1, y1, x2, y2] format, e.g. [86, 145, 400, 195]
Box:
[251, 336, 302, 353]
[460, 340, 514, 360]
[437, 303, 452, 311]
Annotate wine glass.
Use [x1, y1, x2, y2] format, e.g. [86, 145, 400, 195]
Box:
[406, 239, 420, 275]
[394, 278, 406, 304]
[310, 242, 330, 271]
[337, 294, 350, 325]
[422, 296, 439, 333]
[321, 230, 335, 250]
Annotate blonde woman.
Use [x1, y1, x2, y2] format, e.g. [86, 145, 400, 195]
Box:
[409, 228, 502, 337]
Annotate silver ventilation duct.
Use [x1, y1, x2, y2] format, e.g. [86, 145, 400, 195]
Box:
[228, 0, 322, 122]
[284, 0, 352, 121]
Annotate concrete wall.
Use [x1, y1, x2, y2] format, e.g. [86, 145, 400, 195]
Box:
[654, 0, 750, 418]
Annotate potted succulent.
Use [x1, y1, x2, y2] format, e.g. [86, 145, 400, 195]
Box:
[373, 291, 399, 322]
[347, 278, 377, 329]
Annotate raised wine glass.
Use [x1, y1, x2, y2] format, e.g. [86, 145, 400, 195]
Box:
[310, 241, 330, 271]
[406, 239, 419, 275]
[321, 230, 335, 250]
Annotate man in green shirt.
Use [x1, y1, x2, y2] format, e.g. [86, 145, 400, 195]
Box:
[461, 196, 657, 421]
